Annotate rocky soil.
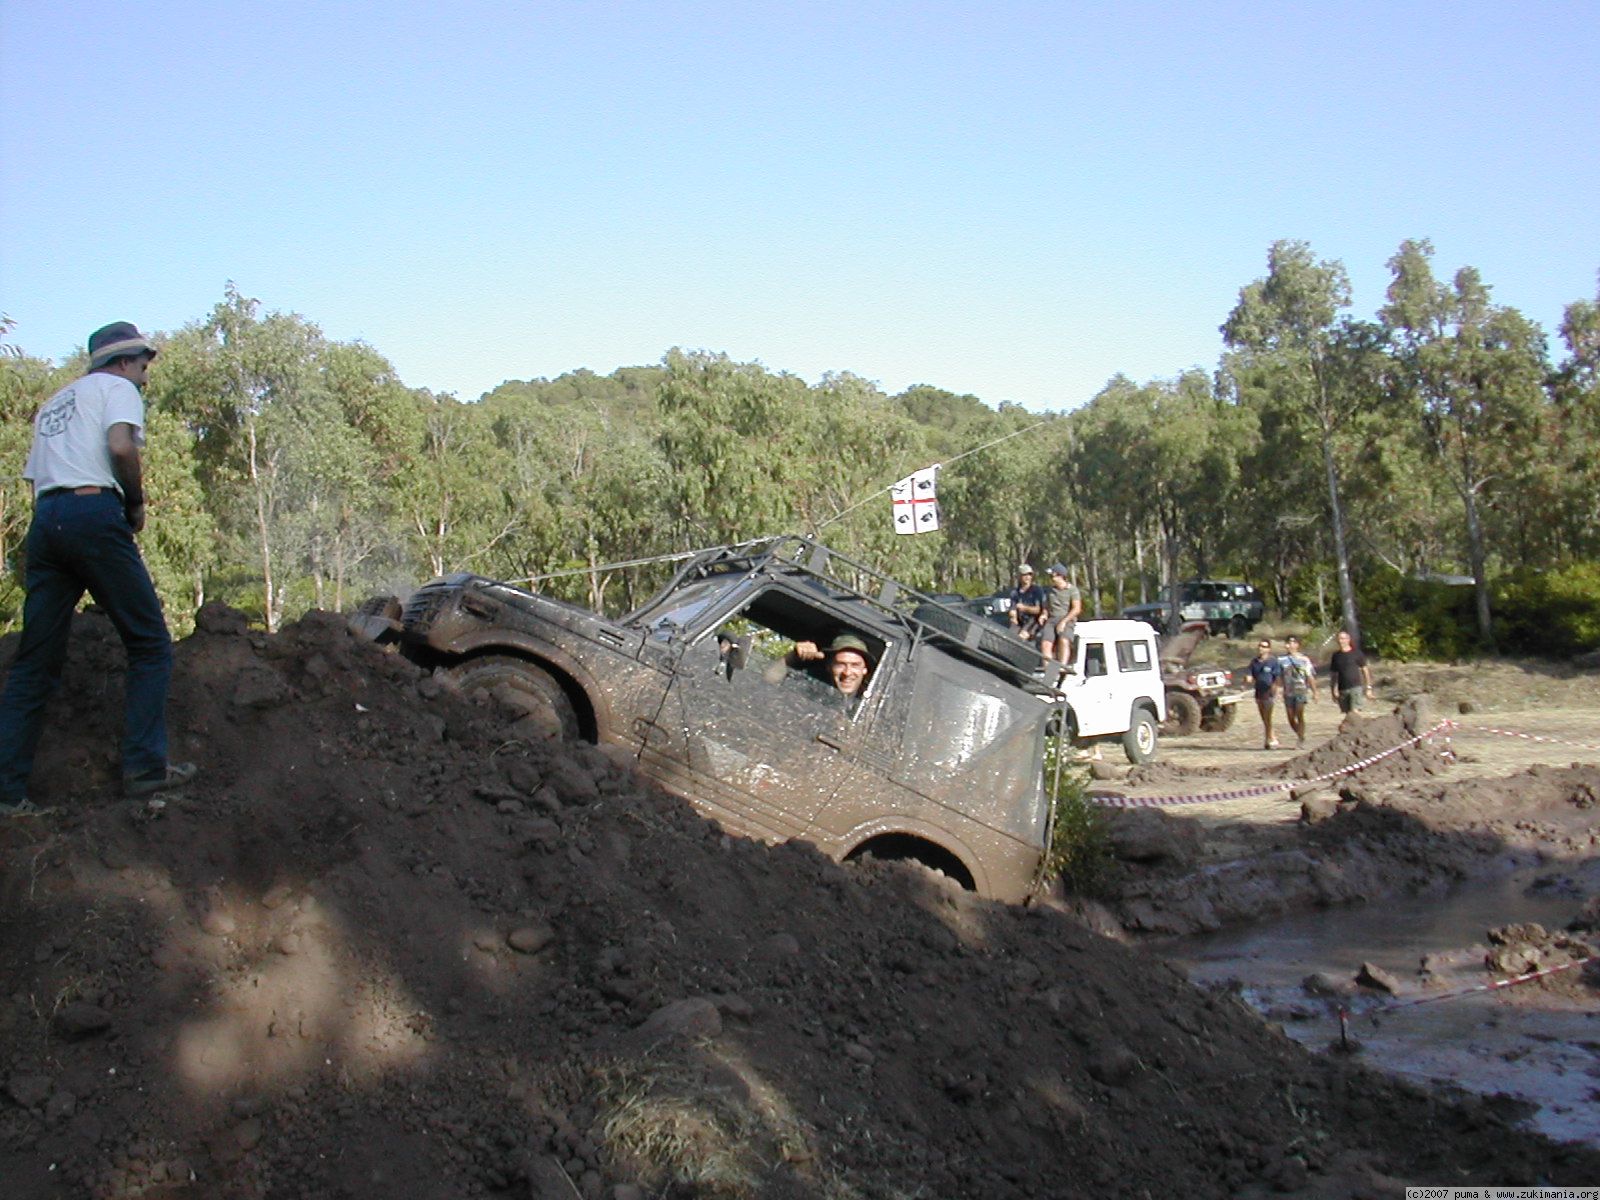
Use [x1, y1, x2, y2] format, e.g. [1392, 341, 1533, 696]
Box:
[3, 608, 1599, 1199]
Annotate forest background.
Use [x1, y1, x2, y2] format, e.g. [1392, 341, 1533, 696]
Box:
[3, 237, 1598, 661]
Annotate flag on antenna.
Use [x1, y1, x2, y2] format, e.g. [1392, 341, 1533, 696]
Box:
[890, 466, 940, 535]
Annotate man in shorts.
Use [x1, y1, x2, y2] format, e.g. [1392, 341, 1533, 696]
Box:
[1328, 629, 1374, 714]
[1279, 635, 1318, 748]
[1004, 564, 1046, 641]
[1038, 563, 1082, 685]
[1246, 637, 1283, 749]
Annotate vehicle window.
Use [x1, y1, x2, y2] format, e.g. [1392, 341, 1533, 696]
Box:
[1083, 643, 1107, 678]
[1115, 639, 1153, 672]
[702, 588, 885, 713]
[638, 576, 746, 641]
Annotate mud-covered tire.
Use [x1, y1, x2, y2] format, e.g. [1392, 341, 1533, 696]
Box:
[1161, 691, 1203, 737]
[1228, 615, 1249, 639]
[911, 602, 1042, 674]
[448, 655, 579, 741]
[1200, 701, 1238, 733]
[1122, 709, 1158, 765]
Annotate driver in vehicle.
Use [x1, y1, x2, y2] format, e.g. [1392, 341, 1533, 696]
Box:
[781, 632, 876, 704]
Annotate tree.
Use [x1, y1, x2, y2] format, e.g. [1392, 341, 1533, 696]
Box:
[1380, 240, 1550, 645]
[1222, 240, 1376, 643]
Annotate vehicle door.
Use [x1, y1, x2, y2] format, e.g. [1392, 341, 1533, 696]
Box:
[1061, 635, 1119, 737]
[636, 589, 874, 843]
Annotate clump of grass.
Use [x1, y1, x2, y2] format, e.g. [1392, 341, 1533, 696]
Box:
[593, 1059, 762, 1196]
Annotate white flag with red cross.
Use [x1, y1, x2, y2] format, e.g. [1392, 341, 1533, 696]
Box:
[890, 466, 940, 535]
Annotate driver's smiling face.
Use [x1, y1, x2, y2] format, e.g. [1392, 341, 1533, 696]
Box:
[829, 649, 870, 696]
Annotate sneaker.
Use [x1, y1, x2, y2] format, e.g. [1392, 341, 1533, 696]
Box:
[124, 762, 198, 798]
[1266, 739, 1280, 749]
[1297, 735, 1306, 748]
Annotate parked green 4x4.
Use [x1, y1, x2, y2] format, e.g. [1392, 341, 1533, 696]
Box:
[1123, 579, 1265, 638]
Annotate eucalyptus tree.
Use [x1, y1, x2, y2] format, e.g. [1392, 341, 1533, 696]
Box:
[655, 350, 814, 546]
[1221, 240, 1377, 643]
[0, 343, 70, 627]
[1550, 277, 1600, 559]
[1379, 240, 1550, 644]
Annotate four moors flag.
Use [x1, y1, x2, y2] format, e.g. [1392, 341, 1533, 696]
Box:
[890, 466, 941, 535]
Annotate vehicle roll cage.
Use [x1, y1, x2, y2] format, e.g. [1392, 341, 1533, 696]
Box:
[630, 536, 1061, 697]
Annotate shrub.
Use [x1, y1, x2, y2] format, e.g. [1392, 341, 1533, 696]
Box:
[1356, 569, 1477, 660]
[1494, 563, 1600, 657]
[1042, 741, 1118, 898]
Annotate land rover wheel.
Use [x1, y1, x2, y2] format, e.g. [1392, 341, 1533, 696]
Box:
[1228, 614, 1249, 639]
[1200, 701, 1238, 732]
[1122, 709, 1158, 765]
[1161, 691, 1203, 737]
[448, 655, 579, 741]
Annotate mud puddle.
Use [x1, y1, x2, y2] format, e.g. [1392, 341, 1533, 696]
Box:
[1153, 861, 1600, 1147]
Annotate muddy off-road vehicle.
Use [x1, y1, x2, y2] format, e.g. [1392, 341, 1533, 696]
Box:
[1157, 623, 1245, 736]
[353, 538, 1164, 902]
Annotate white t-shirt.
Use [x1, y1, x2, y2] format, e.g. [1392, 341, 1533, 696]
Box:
[23, 372, 145, 496]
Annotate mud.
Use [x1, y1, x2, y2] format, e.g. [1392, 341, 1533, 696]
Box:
[2, 609, 1599, 1198]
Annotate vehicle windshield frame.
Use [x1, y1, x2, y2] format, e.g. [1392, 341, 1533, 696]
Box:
[627, 572, 753, 640]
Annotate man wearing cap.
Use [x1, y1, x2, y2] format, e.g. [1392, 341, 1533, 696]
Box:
[1038, 563, 1082, 684]
[0, 322, 197, 815]
[783, 632, 876, 709]
[1003, 564, 1046, 641]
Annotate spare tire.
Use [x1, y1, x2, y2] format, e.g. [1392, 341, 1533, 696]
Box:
[910, 602, 1043, 674]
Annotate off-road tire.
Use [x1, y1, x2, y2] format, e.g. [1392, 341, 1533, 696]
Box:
[1228, 614, 1249, 639]
[1200, 701, 1238, 733]
[448, 655, 579, 741]
[1122, 709, 1158, 765]
[1161, 691, 1203, 737]
[911, 603, 1042, 674]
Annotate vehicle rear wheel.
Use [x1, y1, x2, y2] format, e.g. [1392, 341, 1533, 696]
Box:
[1122, 709, 1158, 765]
[1200, 701, 1238, 733]
[1161, 691, 1203, 737]
[448, 655, 579, 741]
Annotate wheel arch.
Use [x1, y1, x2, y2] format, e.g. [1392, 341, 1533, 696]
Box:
[833, 819, 990, 896]
[450, 641, 602, 743]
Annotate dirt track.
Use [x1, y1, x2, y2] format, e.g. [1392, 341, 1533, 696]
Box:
[2, 610, 1599, 1198]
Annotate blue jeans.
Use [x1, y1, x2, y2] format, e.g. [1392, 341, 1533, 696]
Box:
[0, 491, 172, 798]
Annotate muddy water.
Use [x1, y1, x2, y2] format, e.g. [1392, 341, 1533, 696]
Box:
[1154, 861, 1600, 1147]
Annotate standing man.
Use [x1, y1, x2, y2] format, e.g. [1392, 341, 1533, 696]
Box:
[1328, 629, 1374, 714]
[1004, 563, 1046, 641]
[1038, 563, 1082, 684]
[0, 322, 197, 814]
[1279, 634, 1319, 748]
[1246, 637, 1283, 749]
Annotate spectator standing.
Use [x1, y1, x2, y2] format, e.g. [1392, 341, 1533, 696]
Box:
[1279, 635, 1318, 748]
[1004, 563, 1046, 641]
[1328, 629, 1374, 714]
[0, 322, 197, 815]
[1038, 563, 1082, 684]
[1246, 638, 1283, 749]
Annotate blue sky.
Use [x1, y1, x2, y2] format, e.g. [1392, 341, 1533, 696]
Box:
[3, 1, 1596, 410]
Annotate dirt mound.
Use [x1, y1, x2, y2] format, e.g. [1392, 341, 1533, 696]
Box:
[4, 611, 1598, 1198]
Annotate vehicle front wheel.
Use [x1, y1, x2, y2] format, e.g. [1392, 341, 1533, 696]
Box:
[1161, 691, 1203, 737]
[447, 655, 579, 742]
[1228, 615, 1249, 639]
[1122, 710, 1158, 765]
